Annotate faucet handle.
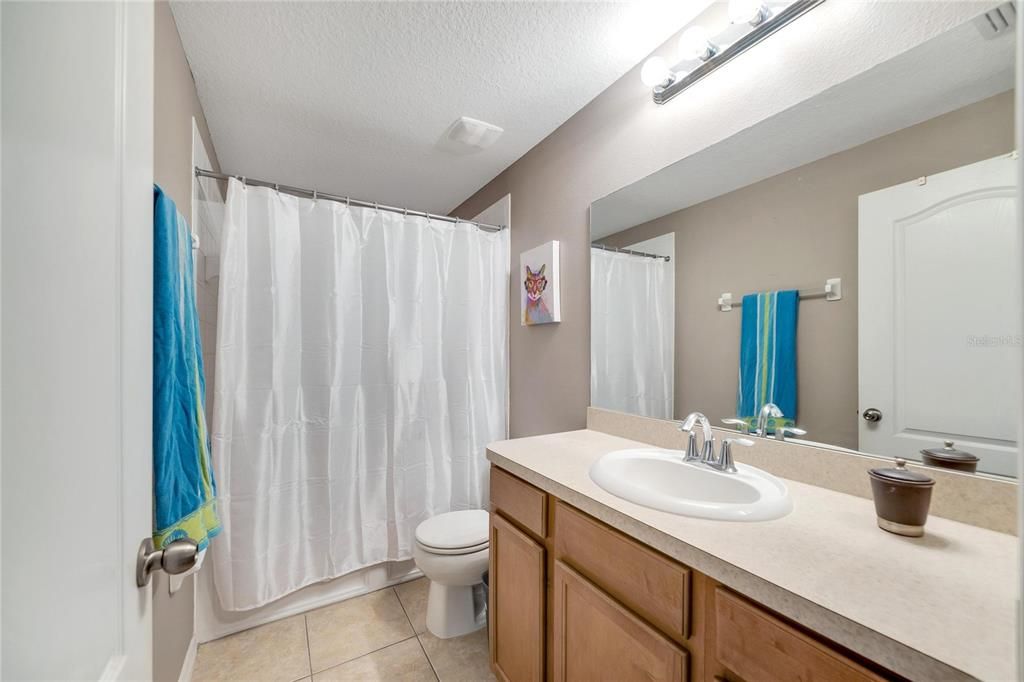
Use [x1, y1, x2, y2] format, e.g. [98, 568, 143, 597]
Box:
[716, 437, 754, 473]
[721, 417, 750, 434]
[699, 433, 717, 465]
[774, 426, 807, 441]
[683, 430, 701, 462]
[678, 415, 699, 461]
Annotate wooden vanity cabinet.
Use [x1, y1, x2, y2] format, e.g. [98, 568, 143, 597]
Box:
[488, 466, 895, 682]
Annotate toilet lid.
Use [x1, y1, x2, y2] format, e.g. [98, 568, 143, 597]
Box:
[415, 510, 489, 550]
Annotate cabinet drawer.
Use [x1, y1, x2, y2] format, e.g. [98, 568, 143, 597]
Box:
[713, 588, 884, 682]
[554, 560, 688, 682]
[553, 501, 691, 641]
[490, 466, 547, 538]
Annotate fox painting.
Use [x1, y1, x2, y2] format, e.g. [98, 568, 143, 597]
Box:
[523, 264, 553, 325]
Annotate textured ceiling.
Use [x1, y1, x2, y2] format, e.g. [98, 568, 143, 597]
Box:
[592, 13, 1015, 238]
[170, 0, 712, 214]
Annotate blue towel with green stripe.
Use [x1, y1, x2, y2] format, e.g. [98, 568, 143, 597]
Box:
[153, 185, 221, 550]
[736, 290, 799, 428]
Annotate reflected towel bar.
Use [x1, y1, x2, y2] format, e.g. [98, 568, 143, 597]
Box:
[718, 278, 842, 312]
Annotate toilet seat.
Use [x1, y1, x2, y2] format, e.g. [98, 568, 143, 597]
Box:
[415, 510, 488, 554]
[416, 539, 489, 556]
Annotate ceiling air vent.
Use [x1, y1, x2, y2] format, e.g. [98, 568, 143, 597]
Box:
[437, 117, 504, 155]
[974, 2, 1016, 39]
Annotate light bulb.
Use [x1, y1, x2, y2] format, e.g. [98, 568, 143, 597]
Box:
[640, 56, 672, 87]
[678, 26, 716, 62]
[729, 0, 768, 26]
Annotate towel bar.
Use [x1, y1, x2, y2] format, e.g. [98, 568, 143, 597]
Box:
[718, 278, 841, 312]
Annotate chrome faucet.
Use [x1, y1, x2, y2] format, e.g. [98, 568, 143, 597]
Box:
[725, 404, 807, 443]
[679, 412, 715, 464]
[755, 403, 783, 437]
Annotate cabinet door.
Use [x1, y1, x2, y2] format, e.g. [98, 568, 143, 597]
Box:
[553, 560, 688, 682]
[490, 512, 545, 682]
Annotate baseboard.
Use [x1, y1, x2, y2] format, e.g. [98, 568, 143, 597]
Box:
[196, 561, 422, 643]
[177, 633, 198, 682]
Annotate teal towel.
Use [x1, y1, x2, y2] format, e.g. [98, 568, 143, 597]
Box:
[736, 290, 799, 428]
[153, 185, 220, 550]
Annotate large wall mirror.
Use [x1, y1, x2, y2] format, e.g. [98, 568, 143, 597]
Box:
[590, 7, 1019, 478]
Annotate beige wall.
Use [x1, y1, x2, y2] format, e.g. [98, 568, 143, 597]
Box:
[598, 93, 1013, 448]
[153, 2, 221, 680]
[451, 2, 983, 438]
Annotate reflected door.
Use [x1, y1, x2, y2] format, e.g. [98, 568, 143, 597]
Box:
[858, 153, 1019, 476]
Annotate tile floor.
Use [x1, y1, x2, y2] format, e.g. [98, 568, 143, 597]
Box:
[193, 578, 494, 682]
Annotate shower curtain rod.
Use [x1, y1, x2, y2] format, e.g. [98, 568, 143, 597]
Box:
[194, 167, 506, 233]
[591, 243, 670, 262]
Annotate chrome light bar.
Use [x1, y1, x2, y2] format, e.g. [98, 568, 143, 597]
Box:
[653, 0, 826, 105]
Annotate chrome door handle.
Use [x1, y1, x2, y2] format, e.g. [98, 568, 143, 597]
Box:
[136, 537, 199, 587]
[862, 408, 883, 423]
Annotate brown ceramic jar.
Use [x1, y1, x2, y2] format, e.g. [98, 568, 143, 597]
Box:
[867, 458, 935, 537]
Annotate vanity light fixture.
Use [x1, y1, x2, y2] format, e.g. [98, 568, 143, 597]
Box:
[678, 26, 717, 62]
[640, 56, 673, 87]
[729, 0, 771, 27]
[646, 0, 825, 105]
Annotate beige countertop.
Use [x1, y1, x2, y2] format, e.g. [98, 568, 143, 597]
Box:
[487, 429, 1018, 682]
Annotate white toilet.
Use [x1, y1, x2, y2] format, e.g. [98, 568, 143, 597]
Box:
[413, 509, 490, 639]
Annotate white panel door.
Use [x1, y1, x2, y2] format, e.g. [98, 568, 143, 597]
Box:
[859, 154, 1019, 476]
[1, 1, 155, 679]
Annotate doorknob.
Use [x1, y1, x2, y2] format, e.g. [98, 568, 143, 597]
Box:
[862, 408, 883, 423]
[136, 537, 199, 587]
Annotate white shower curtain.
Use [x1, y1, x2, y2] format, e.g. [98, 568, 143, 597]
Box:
[590, 248, 674, 419]
[211, 179, 509, 610]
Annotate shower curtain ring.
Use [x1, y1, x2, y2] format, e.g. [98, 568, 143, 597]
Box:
[312, 189, 318, 201]
[274, 183, 280, 193]
[241, 176, 247, 188]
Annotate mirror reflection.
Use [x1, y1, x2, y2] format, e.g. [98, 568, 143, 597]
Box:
[590, 11, 1019, 477]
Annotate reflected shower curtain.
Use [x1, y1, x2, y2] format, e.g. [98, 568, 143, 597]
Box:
[590, 249, 674, 419]
[212, 179, 509, 610]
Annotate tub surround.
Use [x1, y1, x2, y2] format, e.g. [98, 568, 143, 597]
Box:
[486, 428, 1016, 681]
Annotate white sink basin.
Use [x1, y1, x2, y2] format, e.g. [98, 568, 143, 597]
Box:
[589, 448, 792, 522]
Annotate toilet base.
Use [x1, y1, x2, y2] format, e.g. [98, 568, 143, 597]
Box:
[425, 581, 487, 639]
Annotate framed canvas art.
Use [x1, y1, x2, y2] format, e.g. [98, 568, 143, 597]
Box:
[520, 240, 561, 325]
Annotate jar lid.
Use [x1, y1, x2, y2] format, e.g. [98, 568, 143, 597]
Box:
[869, 458, 935, 486]
[920, 440, 980, 464]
